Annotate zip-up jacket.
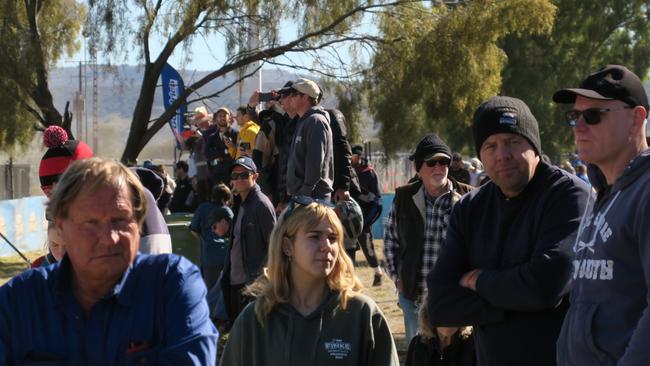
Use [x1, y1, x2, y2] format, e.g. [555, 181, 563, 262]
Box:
[286, 106, 334, 200]
[427, 162, 589, 366]
[557, 150, 650, 366]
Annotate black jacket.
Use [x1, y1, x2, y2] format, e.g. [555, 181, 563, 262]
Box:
[327, 109, 361, 196]
[405, 333, 476, 366]
[221, 185, 276, 317]
[427, 162, 589, 366]
[393, 178, 471, 301]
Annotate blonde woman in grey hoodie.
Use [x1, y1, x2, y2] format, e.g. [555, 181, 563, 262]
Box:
[221, 196, 399, 366]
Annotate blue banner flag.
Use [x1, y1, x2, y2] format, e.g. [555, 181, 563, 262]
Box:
[161, 63, 186, 149]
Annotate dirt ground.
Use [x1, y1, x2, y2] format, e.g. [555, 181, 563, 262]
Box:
[0, 239, 409, 363]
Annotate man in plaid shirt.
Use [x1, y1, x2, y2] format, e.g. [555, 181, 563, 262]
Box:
[383, 134, 471, 342]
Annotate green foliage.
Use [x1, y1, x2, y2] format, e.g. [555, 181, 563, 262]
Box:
[370, 0, 557, 156]
[501, 0, 650, 160]
[324, 80, 366, 144]
[0, 0, 85, 152]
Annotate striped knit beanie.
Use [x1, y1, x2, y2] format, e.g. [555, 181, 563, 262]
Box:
[39, 126, 94, 188]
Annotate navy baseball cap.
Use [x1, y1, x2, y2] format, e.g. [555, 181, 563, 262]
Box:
[231, 156, 257, 173]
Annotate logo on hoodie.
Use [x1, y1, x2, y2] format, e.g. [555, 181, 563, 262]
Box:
[572, 192, 620, 281]
[324, 338, 351, 359]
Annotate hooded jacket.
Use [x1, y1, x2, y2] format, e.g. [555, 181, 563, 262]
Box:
[221, 290, 399, 366]
[427, 161, 589, 366]
[557, 150, 650, 366]
[286, 106, 334, 200]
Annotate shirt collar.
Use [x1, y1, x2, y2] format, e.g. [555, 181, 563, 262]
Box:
[424, 179, 453, 203]
[51, 254, 138, 308]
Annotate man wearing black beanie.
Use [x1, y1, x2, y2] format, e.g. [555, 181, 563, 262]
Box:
[427, 96, 590, 366]
[383, 133, 472, 343]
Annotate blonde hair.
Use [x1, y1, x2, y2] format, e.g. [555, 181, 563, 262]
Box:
[46, 157, 147, 226]
[247, 202, 363, 325]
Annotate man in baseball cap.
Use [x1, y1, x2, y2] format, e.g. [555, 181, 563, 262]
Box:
[553, 65, 650, 365]
[221, 156, 276, 324]
[427, 96, 589, 365]
[284, 78, 334, 200]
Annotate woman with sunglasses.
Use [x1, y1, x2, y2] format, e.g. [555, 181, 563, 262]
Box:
[221, 197, 399, 365]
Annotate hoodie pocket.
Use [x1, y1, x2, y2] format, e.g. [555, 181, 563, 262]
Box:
[580, 303, 609, 365]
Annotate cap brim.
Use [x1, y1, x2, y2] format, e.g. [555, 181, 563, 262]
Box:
[230, 162, 255, 172]
[423, 152, 451, 161]
[553, 88, 615, 104]
[278, 87, 295, 95]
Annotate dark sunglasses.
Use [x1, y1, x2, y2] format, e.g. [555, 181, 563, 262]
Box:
[283, 195, 335, 219]
[565, 106, 633, 127]
[424, 157, 451, 167]
[231, 171, 253, 180]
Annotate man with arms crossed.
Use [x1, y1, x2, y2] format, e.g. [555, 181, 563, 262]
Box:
[427, 96, 589, 365]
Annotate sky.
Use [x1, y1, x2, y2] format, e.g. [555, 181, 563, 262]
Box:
[58, 5, 378, 76]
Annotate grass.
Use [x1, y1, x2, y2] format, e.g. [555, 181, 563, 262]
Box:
[0, 241, 409, 363]
[0, 250, 44, 284]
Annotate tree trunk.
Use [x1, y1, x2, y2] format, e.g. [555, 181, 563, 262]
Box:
[120, 63, 159, 164]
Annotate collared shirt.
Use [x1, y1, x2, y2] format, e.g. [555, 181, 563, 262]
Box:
[0, 254, 218, 365]
[384, 181, 454, 304]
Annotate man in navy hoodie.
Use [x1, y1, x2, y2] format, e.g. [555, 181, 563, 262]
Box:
[553, 65, 650, 365]
[427, 96, 590, 366]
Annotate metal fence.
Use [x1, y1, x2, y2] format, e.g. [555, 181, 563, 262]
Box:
[366, 152, 415, 194]
[0, 163, 31, 200]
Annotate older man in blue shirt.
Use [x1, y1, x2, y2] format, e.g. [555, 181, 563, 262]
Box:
[0, 158, 218, 365]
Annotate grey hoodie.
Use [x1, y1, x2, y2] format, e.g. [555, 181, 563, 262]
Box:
[286, 106, 334, 200]
[221, 289, 399, 366]
[557, 149, 650, 366]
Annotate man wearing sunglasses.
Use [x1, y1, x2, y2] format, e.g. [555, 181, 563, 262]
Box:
[427, 96, 589, 365]
[221, 156, 276, 324]
[552, 65, 650, 366]
[383, 134, 472, 343]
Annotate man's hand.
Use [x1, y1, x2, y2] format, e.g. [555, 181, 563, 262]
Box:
[275, 201, 288, 216]
[248, 90, 260, 108]
[333, 189, 350, 202]
[459, 269, 482, 291]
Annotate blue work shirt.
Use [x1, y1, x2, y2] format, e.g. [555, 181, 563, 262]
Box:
[0, 253, 218, 365]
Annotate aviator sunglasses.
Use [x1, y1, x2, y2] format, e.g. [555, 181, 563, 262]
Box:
[283, 195, 335, 219]
[565, 106, 633, 127]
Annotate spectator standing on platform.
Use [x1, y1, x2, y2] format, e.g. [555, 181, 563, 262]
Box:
[234, 106, 260, 159]
[189, 106, 213, 203]
[205, 107, 238, 186]
[283, 78, 334, 200]
[553, 64, 650, 365]
[427, 96, 589, 366]
[384, 134, 472, 343]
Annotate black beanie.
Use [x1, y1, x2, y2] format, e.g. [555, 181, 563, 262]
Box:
[409, 134, 452, 171]
[472, 96, 542, 157]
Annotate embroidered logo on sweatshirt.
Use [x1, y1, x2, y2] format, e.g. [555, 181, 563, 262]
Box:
[324, 339, 351, 359]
